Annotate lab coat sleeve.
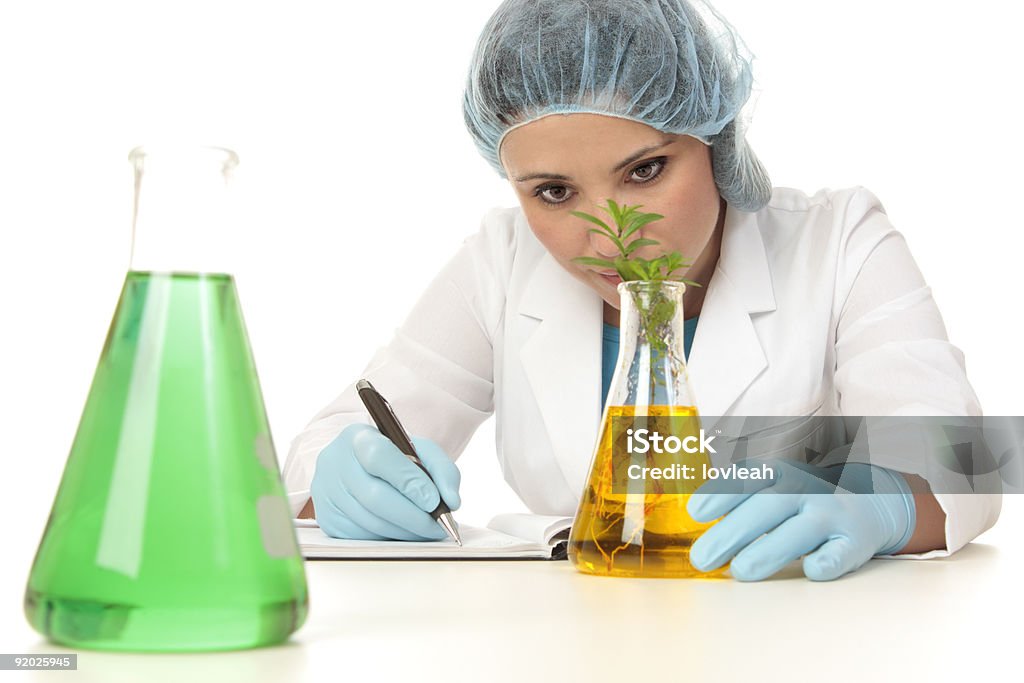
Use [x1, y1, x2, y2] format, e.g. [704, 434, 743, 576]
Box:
[830, 187, 1000, 559]
[280, 207, 517, 517]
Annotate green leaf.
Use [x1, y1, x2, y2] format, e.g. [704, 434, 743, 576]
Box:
[620, 259, 648, 281]
[599, 199, 623, 229]
[650, 259, 666, 275]
[572, 256, 617, 269]
[575, 198, 702, 289]
[570, 210, 613, 236]
[626, 255, 651, 280]
[621, 212, 663, 241]
[624, 238, 660, 256]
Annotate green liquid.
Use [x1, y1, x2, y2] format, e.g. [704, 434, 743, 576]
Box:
[25, 272, 308, 652]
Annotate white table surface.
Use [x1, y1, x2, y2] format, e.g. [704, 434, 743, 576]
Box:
[12, 535, 1022, 683]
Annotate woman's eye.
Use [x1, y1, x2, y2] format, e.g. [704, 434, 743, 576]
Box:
[533, 158, 666, 206]
[535, 185, 575, 205]
[629, 158, 667, 183]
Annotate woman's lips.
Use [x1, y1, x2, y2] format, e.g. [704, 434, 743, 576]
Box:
[597, 271, 622, 285]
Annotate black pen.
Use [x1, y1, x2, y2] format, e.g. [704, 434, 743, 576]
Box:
[355, 379, 462, 545]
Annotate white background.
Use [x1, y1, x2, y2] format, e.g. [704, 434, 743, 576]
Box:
[1, 0, 1021, 661]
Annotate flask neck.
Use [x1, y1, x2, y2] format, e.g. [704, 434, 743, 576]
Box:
[612, 280, 696, 409]
[129, 146, 239, 275]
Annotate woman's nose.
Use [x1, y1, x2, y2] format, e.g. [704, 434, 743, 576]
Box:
[589, 229, 620, 258]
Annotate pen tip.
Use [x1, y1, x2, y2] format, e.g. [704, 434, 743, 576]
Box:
[438, 513, 462, 546]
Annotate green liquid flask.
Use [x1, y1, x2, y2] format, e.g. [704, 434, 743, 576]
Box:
[24, 146, 309, 651]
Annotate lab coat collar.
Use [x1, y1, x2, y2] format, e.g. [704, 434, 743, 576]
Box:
[517, 205, 776, 493]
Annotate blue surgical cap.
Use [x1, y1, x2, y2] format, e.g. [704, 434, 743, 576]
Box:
[463, 0, 772, 212]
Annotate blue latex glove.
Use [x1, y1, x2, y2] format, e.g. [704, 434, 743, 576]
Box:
[687, 461, 916, 581]
[310, 423, 462, 541]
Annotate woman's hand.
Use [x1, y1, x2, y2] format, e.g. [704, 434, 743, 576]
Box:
[687, 461, 916, 581]
[311, 423, 462, 541]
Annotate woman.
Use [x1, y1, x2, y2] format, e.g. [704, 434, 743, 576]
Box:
[283, 0, 998, 580]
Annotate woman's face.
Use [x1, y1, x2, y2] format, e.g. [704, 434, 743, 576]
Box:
[499, 113, 725, 315]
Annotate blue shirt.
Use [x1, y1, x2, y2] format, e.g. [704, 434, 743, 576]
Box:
[601, 316, 699, 408]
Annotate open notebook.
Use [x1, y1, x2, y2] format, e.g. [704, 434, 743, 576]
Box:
[294, 514, 573, 560]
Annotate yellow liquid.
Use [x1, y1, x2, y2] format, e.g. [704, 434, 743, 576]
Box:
[567, 405, 728, 579]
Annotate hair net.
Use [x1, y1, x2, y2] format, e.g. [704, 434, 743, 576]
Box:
[462, 0, 771, 212]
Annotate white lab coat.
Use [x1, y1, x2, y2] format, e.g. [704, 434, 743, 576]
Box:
[283, 186, 1000, 559]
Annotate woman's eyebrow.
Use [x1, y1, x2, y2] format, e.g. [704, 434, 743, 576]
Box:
[513, 138, 675, 183]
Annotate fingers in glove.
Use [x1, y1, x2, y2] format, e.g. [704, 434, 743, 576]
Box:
[411, 436, 462, 511]
[352, 429, 443, 512]
[802, 536, 872, 582]
[314, 491, 388, 541]
[689, 492, 802, 572]
[687, 464, 778, 522]
[338, 452, 448, 540]
[729, 513, 831, 581]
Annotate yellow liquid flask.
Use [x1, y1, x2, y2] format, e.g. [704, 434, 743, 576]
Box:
[24, 146, 309, 651]
[568, 280, 727, 578]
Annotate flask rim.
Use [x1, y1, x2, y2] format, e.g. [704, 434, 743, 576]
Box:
[616, 279, 687, 294]
[128, 145, 239, 172]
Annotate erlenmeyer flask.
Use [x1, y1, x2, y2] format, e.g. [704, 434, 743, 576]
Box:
[568, 280, 726, 578]
[24, 146, 309, 651]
